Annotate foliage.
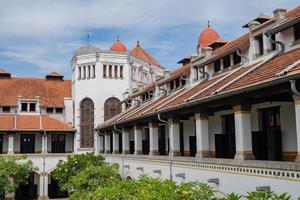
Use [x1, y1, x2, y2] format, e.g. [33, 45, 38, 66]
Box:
[217, 191, 291, 200]
[52, 154, 294, 200]
[51, 153, 106, 191]
[220, 192, 243, 200]
[77, 175, 215, 200]
[68, 164, 121, 199]
[0, 156, 35, 194]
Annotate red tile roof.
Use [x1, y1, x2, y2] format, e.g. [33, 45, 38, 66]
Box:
[198, 25, 220, 48]
[287, 6, 300, 19]
[131, 41, 164, 69]
[0, 77, 71, 107]
[0, 114, 75, 132]
[96, 47, 300, 130]
[110, 36, 128, 52]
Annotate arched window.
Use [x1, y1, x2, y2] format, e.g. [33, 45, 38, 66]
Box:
[80, 98, 94, 148]
[104, 97, 121, 121]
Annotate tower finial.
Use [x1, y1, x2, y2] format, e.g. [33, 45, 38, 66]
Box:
[137, 40, 140, 47]
[87, 33, 90, 45]
[207, 21, 210, 27]
[117, 35, 120, 42]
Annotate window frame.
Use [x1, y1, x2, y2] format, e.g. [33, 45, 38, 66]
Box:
[214, 60, 221, 73]
[2, 106, 10, 113]
[294, 22, 300, 41]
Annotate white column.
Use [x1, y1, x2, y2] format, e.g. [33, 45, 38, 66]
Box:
[169, 119, 181, 156]
[233, 105, 255, 160]
[149, 122, 159, 156]
[7, 134, 14, 154]
[134, 126, 143, 155]
[105, 134, 111, 154]
[195, 113, 210, 158]
[230, 54, 234, 66]
[112, 131, 119, 154]
[38, 173, 49, 200]
[220, 58, 224, 71]
[5, 192, 15, 200]
[94, 133, 100, 155]
[294, 96, 300, 162]
[122, 128, 130, 154]
[41, 134, 48, 154]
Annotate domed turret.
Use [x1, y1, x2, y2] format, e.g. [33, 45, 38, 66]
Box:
[110, 36, 128, 52]
[74, 45, 100, 56]
[197, 21, 220, 49]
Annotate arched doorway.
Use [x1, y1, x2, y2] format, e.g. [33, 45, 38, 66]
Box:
[104, 97, 121, 121]
[80, 98, 94, 148]
[15, 172, 38, 200]
[48, 174, 68, 199]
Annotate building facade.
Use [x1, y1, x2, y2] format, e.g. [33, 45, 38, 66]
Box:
[0, 5, 300, 200]
[0, 39, 165, 199]
[96, 6, 300, 199]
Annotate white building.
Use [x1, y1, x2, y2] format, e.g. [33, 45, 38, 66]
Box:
[0, 38, 165, 199]
[0, 5, 300, 200]
[96, 6, 300, 199]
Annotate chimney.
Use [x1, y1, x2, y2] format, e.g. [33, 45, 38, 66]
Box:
[202, 47, 213, 57]
[273, 8, 287, 21]
[248, 21, 261, 31]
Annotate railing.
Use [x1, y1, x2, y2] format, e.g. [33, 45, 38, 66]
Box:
[102, 154, 300, 182]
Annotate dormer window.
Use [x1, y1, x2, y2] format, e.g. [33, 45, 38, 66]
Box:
[29, 103, 36, 112]
[46, 107, 54, 113]
[223, 55, 231, 69]
[294, 22, 300, 41]
[233, 52, 241, 65]
[21, 103, 28, 112]
[255, 34, 264, 56]
[21, 102, 36, 112]
[56, 108, 63, 114]
[214, 60, 221, 73]
[2, 106, 10, 113]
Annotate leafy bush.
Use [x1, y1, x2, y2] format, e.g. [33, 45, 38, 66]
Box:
[217, 191, 291, 200]
[0, 156, 35, 194]
[52, 153, 106, 191]
[52, 154, 294, 200]
[79, 176, 215, 200]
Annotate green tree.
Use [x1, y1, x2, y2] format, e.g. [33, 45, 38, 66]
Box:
[0, 156, 34, 194]
[52, 153, 121, 200]
[81, 175, 215, 200]
[51, 153, 105, 191]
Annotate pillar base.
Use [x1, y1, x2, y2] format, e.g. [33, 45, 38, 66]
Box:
[195, 150, 210, 158]
[134, 150, 143, 155]
[169, 150, 181, 157]
[149, 150, 159, 156]
[234, 151, 255, 160]
[122, 150, 130, 155]
[38, 196, 49, 200]
[113, 150, 120, 154]
[295, 154, 300, 162]
[7, 151, 14, 155]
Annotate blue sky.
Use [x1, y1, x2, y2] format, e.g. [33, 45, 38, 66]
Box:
[0, 0, 299, 78]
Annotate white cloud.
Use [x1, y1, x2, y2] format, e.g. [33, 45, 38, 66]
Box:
[0, 0, 298, 76]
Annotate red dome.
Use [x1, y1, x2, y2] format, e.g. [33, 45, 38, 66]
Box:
[110, 36, 128, 52]
[198, 25, 220, 48]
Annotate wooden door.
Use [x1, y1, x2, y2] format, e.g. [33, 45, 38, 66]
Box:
[20, 134, 35, 154]
[262, 107, 282, 161]
[51, 134, 66, 153]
